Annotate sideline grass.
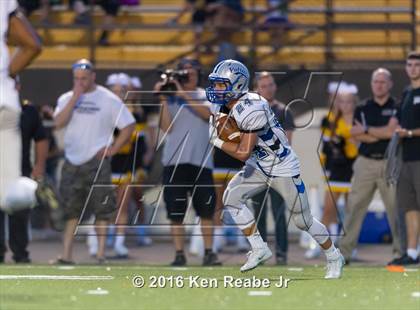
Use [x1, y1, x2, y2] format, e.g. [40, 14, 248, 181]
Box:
[0, 265, 418, 310]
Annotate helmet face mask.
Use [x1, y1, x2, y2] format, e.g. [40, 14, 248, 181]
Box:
[206, 77, 234, 105]
[206, 59, 250, 105]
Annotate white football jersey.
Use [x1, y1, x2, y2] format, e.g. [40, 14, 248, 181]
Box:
[0, 0, 19, 111]
[228, 92, 300, 177]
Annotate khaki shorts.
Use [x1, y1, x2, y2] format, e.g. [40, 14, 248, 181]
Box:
[60, 157, 116, 221]
[397, 160, 420, 212]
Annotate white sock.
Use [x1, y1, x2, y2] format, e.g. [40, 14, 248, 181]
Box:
[323, 243, 340, 260]
[87, 225, 97, 244]
[407, 248, 418, 260]
[246, 232, 265, 250]
[115, 235, 125, 248]
[328, 223, 339, 244]
[212, 227, 225, 253]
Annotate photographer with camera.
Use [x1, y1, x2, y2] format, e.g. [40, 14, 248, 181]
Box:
[154, 58, 220, 266]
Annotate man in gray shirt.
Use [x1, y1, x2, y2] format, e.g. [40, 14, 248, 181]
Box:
[154, 58, 220, 266]
[54, 59, 135, 264]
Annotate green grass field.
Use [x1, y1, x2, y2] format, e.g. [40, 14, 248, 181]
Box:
[0, 264, 419, 310]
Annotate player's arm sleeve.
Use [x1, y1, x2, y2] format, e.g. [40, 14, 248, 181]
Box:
[239, 110, 267, 133]
[112, 100, 135, 129]
[7, 0, 18, 16]
[30, 107, 47, 142]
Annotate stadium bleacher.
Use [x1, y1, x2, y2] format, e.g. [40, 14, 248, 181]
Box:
[19, 0, 420, 68]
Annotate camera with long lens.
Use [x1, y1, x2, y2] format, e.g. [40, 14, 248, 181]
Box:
[157, 69, 189, 96]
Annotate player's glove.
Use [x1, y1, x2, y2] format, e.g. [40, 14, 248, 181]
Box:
[209, 114, 224, 149]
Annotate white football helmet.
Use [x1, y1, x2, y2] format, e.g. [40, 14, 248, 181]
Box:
[1, 177, 38, 213]
[206, 59, 250, 105]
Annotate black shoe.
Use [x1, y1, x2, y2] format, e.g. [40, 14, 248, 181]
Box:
[96, 256, 107, 265]
[14, 257, 31, 264]
[53, 258, 75, 265]
[202, 252, 222, 266]
[171, 252, 186, 266]
[276, 255, 287, 266]
[106, 254, 129, 260]
[388, 254, 419, 266]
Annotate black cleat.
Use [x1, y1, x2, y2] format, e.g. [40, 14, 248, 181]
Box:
[388, 254, 419, 266]
[14, 257, 31, 264]
[96, 256, 107, 265]
[53, 258, 75, 265]
[202, 252, 222, 266]
[171, 252, 187, 266]
[276, 255, 287, 266]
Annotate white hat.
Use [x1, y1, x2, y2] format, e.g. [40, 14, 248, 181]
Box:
[106, 73, 131, 87]
[131, 76, 142, 89]
[329, 81, 358, 95]
[117, 73, 131, 87]
[346, 83, 358, 95]
[106, 73, 119, 86]
[328, 81, 339, 94]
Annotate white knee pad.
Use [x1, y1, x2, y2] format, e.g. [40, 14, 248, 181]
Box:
[290, 194, 313, 231]
[222, 184, 248, 209]
[308, 218, 330, 245]
[226, 204, 255, 230]
[288, 177, 330, 245]
[222, 185, 238, 207]
[292, 207, 329, 244]
[292, 209, 313, 231]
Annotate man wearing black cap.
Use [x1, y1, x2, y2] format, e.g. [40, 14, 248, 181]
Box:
[53, 59, 135, 264]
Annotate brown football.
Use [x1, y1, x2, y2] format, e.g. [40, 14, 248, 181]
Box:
[216, 113, 241, 143]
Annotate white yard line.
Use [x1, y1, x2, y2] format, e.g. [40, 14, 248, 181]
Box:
[287, 267, 304, 272]
[86, 288, 110, 295]
[248, 291, 272, 296]
[411, 292, 420, 298]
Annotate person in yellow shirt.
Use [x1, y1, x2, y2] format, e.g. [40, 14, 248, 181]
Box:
[306, 83, 358, 259]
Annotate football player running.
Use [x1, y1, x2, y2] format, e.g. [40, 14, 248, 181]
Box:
[206, 59, 345, 279]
